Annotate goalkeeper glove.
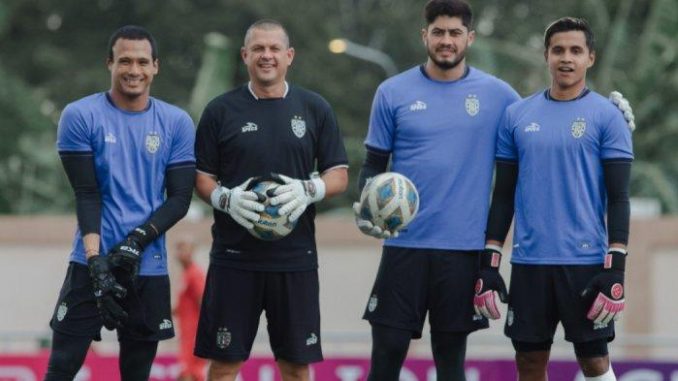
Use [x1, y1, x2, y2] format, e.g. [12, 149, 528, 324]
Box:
[609, 91, 636, 131]
[269, 173, 325, 223]
[581, 248, 626, 325]
[211, 177, 265, 229]
[352, 202, 397, 239]
[473, 245, 508, 320]
[87, 255, 128, 330]
[108, 223, 157, 280]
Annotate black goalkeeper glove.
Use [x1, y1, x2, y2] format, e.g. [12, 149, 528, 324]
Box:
[87, 255, 128, 330]
[108, 223, 157, 279]
[581, 248, 627, 325]
[473, 246, 508, 320]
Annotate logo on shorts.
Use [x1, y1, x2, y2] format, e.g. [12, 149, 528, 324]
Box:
[291, 115, 306, 138]
[571, 118, 586, 138]
[465, 94, 480, 116]
[56, 302, 68, 322]
[507, 308, 515, 327]
[216, 327, 232, 349]
[368, 294, 378, 313]
[611, 283, 624, 300]
[593, 322, 609, 330]
[241, 122, 258, 133]
[306, 332, 318, 346]
[145, 132, 161, 153]
[159, 319, 173, 330]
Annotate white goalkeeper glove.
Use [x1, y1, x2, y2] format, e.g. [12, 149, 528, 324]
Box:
[269, 173, 326, 223]
[210, 177, 265, 229]
[609, 91, 636, 131]
[352, 202, 398, 240]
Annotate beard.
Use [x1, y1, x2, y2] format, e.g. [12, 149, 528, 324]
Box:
[427, 45, 467, 70]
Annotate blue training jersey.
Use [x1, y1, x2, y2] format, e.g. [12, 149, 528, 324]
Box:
[366, 66, 520, 250]
[497, 89, 633, 265]
[57, 92, 195, 275]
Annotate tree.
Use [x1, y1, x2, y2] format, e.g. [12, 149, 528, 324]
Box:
[0, 0, 676, 214]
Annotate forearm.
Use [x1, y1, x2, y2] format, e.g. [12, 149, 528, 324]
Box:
[196, 171, 219, 205]
[60, 152, 102, 237]
[357, 146, 390, 192]
[321, 166, 348, 199]
[604, 160, 632, 245]
[485, 160, 518, 243]
[144, 165, 196, 236]
[83, 233, 101, 259]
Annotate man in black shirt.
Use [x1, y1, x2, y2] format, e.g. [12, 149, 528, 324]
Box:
[194, 19, 348, 381]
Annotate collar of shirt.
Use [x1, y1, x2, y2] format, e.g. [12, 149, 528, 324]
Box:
[247, 81, 289, 100]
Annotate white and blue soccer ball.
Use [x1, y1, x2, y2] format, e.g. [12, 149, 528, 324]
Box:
[359, 172, 419, 232]
[247, 180, 298, 241]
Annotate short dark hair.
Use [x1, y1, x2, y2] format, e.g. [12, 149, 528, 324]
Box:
[544, 17, 595, 52]
[424, 0, 473, 29]
[107, 25, 158, 61]
[244, 19, 290, 47]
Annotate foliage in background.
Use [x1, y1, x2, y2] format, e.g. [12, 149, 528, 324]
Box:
[0, 0, 676, 214]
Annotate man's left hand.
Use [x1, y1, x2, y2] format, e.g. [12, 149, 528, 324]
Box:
[581, 248, 627, 325]
[473, 247, 508, 320]
[269, 174, 325, 222]
[108, 225, 155, 279]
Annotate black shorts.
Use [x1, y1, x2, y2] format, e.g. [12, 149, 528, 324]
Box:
[194, 265, 322, 364]
[505, 264, 615, 344]
[362, 246, 487, 338]
[49, 262, 174, 342]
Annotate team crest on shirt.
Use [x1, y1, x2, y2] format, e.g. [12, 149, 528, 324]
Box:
[216, 327, 232, 349]
[56, 302, 68, 322]
[291, 115, 306, 138]
[571, 118, 586, 138]
[465, 94, 479, 116]
[145, 132, 161, 153]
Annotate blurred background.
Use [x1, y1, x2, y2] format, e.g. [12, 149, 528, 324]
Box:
[0, 0, 677, 380]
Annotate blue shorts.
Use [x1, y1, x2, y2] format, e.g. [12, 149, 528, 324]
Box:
[505, 264, 615, 344]
[363, 246, 488, 338]
[194, 265, 322, 364]
[50, 262, 174, 342]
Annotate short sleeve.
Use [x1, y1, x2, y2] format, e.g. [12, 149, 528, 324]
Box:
[168, 111, 196, 166]
[56, 104, 92, 152]
[316, 100, 349, 173]
[364, 85, 395, 152]
[495, 109, 518, 161]
[195, 105, 220, 176]
[601, 108, 633, 160]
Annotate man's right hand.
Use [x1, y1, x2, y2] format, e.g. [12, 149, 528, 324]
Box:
[473, 246, 508, 320]
[352, 202, 397, 239]
[210, 177, 265, 229]
[87, 255, 128, 330]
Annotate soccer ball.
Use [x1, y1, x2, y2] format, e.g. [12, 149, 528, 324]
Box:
[359, 172, 419, 232]
[247, 180, 298, 241]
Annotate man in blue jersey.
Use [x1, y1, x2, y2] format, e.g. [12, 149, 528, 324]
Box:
[45, 26, 195, 380]
[481, 17, 633, 381]
[354, 1, 520, 379]
[193, 20, 348, 381]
